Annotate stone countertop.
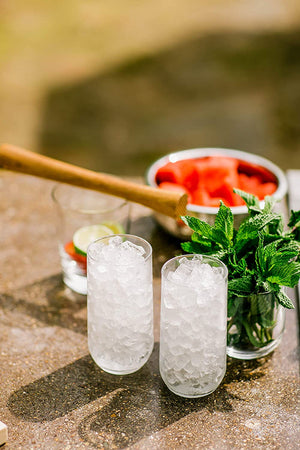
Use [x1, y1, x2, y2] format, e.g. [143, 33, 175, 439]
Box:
[0, 171, 299, 450]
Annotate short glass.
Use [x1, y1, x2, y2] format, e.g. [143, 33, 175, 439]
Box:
[87, 234, 154, 375]
[52, 184, 130, 295]
[227, 292, 285, 360]
[159, 254, 228, 398]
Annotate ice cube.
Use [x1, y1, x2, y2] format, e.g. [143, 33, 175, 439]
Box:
[108, 235, 123, 247]
[122, 240, 146, 256]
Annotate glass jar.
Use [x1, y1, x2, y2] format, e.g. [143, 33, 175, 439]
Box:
[227, 292, 285, 360]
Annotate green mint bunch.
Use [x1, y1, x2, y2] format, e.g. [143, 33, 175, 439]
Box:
[181, 189, 300, 310]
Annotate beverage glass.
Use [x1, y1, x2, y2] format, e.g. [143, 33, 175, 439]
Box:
[160, 254, 228, 398]
[87, 234, 153, 375]
[52, 184, 130, 295]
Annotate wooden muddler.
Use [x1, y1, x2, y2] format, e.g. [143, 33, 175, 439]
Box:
[0, 144, 187, 219]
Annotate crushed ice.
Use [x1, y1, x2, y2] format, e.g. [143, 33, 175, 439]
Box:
[167, 256, 224, 289]
[89, 236, 146, 265]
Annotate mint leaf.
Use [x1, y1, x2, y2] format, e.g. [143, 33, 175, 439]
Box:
[266, 261, 300, 288]
[248, 212, 282, 230]
[288, 210, 300, 229]
[234, 229, 258, 255]
[181, 241, 205, 254]
[228, 276, 254, 295]
[214, 201, 234, 241]
[275, 290, 294, 309]
[229, 255, 248, 276]
[181, 215, 230, 249]
[260, 238, 281, 261]
[233, 189, 260, 209]
[280, 240, 300, 254]
[263, 195, 278, 214]
[235, 212, 282, 254]
[288, 210, 300, 240]
[191, 232, 212, 247]
[255, 234, 268, 275]
[181, 216, 213, 236]
[254, 235, 300, 288]
[211, 228, 230, 248]
[251, 292, 276, 328]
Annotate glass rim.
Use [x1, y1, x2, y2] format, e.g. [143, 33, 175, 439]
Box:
[87, 234, 153, 263]
[51, 183, 128, 214]
[161, 253, 228, 280]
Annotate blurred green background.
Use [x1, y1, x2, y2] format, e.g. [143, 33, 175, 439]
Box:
[1, 0, 300, 175]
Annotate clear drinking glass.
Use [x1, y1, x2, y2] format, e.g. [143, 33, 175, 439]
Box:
[87, 234, 153, 375]
[52, 184, 130, 295]
[160, 254, 228, 398]
[227, 292, 285, 360]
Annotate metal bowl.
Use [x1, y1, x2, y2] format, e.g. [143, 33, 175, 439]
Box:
[146, 147, 288, 238]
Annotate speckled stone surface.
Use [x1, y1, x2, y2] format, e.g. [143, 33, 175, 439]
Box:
[0, 172, 299, 450]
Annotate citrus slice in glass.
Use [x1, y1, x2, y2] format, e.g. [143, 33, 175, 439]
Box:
[101, 221, 125, 234]
[73, 224, 118, 256]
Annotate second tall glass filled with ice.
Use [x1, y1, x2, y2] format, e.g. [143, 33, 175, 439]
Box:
[160, 254, 228, 398]
[87, 234, 153, 375]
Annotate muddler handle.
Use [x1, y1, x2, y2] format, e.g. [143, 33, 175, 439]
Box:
[0, 144, 187, 219]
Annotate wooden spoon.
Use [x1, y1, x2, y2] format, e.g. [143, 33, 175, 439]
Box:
[0, 144, 187, 219]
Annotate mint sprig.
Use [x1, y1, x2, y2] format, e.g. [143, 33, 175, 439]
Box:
[181, 189, 300, 350]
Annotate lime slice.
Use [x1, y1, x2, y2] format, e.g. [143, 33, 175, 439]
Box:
[101, 221, 125, 234]
[73, 224, 114, 256]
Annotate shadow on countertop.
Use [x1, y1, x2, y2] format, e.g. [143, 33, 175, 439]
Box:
[7, 342, 270, 448]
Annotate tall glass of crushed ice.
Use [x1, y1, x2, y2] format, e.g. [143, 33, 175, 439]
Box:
[160, 254, 228, 398]
[87, 234, 153, 375]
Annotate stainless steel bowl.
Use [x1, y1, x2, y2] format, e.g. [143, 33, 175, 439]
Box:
[146, 147, 288, 238]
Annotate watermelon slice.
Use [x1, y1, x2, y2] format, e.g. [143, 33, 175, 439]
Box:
[155, 155, 278, 207]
